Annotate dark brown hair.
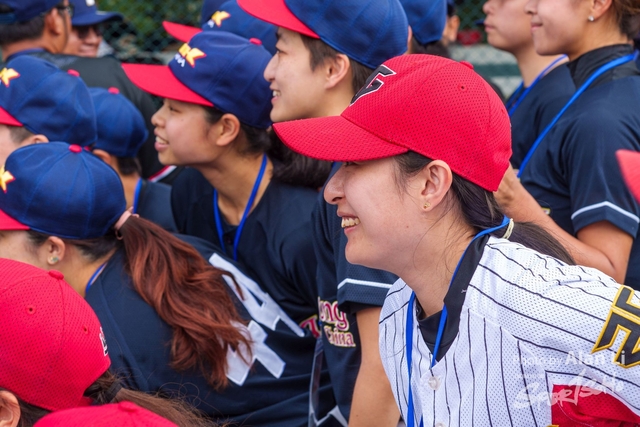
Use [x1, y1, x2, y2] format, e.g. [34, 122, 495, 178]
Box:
[394, 151, 575, 264]
[300, 34, 374, 94]
[0, 371, 216, 427]
[610, 0, 640, 39]
[27, 217, 251, 390]
[203, 106, 331, 189]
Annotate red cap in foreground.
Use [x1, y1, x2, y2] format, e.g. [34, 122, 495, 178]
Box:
[0, 259, 111, 411]
[34, 402, 179, 427]
[273, 55, 512, 192]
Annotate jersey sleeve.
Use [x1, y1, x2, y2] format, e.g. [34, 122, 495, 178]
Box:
[562, 110, 640, 236]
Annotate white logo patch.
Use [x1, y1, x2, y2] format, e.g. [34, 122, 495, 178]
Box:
[99, 327, 108, 356]
[86, 0, 96, 6]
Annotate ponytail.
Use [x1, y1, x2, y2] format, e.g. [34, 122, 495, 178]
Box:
[394, 151, 575, 264]
[117, 217, 251, 389]
[84, 371, 213, 427]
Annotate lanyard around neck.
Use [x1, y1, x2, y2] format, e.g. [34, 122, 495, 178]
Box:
[404, 216, 510, 427]
[132, 178, 143, 215]
[517, 52, 637, 178]
[506, 55, 567, 117]
[85, 262, 107, 294]
[213, 154, 268, 261]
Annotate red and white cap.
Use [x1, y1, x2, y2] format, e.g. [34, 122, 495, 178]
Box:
[0, 259, 111, 411]
[617, 150, 640, 203]
[273, 55, 512, 192]
[34, 402, 179, 427]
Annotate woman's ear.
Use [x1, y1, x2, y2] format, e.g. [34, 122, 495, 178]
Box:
[417, 160, 453, 211]
[324, 53, 351, 90]
[0, 391, 21, 427]
[211, 114, 241, 148]
[39, 236, 67, 268]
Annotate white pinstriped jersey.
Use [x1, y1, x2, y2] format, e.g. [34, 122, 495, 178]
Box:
[380, 237, 640, 427]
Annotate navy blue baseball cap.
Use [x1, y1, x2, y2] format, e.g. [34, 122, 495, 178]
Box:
[69, 0, 123, 26]
[238, 0, 409, 69]
[0, 142, 125, 239]
[89, 87, 148, 158]
[0, 56, 97, 146]
[122, 31, 272, 129]
[0, 0, 58, 24]
[163, 0, 277, 55]
[400, 0, 447, 45]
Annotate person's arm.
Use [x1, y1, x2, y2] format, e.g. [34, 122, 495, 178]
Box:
[348, 307, 400, 427]
[496, 166, 633, 283]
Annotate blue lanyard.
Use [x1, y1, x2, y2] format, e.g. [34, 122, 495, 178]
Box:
[506, 56, 567, 116]
[85, 262, 107, 294]
[404, 216, 510, 427]
[518, 52, 637, 178]
[213, 154, 268, 261]
[132, 178, 143, 215]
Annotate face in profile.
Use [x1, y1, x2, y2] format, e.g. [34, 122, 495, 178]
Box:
[482, 0, 534, 54]
[63, 24, 103, 57]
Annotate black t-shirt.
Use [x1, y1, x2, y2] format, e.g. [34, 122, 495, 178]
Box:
[85, 236, 340, 426]
[507, 64, 575, 169]
[520, 45, 640, 286]
[171, 167, 319, 325]
[8, 50, 164, 180]
[136, 179, 176, 232]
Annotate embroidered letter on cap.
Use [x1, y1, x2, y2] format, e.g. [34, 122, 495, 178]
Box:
[350, 65, 396, 106]
[0, 68, 20, 87]
[0, 166, 15, 193]
[178, 44, 207, 67]
[210, 11, 231, 27]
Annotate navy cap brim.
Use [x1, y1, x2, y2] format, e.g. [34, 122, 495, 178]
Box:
[72, 11, 123, 26]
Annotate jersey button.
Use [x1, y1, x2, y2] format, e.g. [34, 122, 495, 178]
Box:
[428, 376, 440, 390]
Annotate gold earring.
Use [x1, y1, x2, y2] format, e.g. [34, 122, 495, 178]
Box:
[423, 202, 431, 209]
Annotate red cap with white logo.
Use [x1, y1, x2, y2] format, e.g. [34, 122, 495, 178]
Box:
[273, 55, 512, 192]
[0, 259, 111, 411]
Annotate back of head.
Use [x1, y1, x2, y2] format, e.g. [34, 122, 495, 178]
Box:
[89, 87, 148, 158]
[0, 56, 96, 146]
[0, 0, 58, 46]
[0, 258, 110, 412]
[238, 0, 409, 69]
[34, 402, 179, 427]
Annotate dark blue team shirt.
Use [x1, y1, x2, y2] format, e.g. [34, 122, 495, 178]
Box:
[85, 236, 338, 426]
[312, 164, 398, 420]
[136, 179, 177, 232]
[520, 44, 640, 286]
[507, 64, 575, 169]
[171, 167, 319, 325]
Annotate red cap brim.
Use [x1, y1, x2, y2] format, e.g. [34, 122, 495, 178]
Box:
[0, 208, 29, 231]
[617, 150, 640, 203]
[0, 106, 22, 127]
[273, 116, 408, 162]
[238, 0, 319, 39]
[163, 21, 202, 43]
[121, 63, 213, 107]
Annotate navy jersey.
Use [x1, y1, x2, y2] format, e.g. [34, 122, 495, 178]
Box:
[508, 64, 575, 169]
[136, 179, 177, 232]
[312, 164, 398, 421]
[85, 236, 341, 426]
[520, 45, 640, 286]
[171, 168, 319, 325]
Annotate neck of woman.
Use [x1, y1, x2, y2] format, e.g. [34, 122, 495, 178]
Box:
[515, 46, 567, 87]
[566, 26, 631, 61]
[399, 218, 475, 318]
[199, 152, 274, 226]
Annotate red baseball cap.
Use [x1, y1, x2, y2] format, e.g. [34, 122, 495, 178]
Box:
[273, 55, 512, 192]
[617, 150, 640, 203]
[34, 402, 179, 427]
[0, 259, 111, 412]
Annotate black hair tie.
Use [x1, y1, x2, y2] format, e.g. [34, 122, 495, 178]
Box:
[102, 381, 122, 403]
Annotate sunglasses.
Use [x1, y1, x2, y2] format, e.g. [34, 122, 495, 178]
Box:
[75, 24, 104, 39]
[54, 4, 74, 18]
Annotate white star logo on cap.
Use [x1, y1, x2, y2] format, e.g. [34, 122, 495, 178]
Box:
[86, 0, 95, 6]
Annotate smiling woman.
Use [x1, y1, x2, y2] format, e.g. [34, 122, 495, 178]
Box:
[274, 54, 640, 426]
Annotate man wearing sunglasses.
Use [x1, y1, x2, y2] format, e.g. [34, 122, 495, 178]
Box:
[63, 0, 122, 58]
[0, 0, 174, 185]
